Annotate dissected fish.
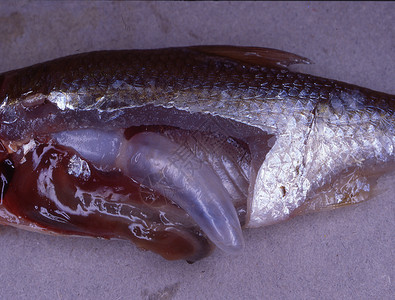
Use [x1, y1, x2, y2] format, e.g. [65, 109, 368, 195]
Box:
[0, 46, 393, 262]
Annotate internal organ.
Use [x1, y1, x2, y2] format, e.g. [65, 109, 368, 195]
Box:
[52, 127, 249, 254]
[3, 143, 213, 261]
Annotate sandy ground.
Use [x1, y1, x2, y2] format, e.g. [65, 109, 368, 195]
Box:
[0, 2, 394, 299]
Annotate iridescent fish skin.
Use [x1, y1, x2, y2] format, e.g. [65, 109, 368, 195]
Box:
[0, 46, 393, 259]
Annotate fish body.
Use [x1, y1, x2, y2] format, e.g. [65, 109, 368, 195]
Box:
[0, 46, 393, 260]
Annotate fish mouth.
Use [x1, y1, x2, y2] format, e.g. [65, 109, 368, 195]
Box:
[0, 106, 274, 261]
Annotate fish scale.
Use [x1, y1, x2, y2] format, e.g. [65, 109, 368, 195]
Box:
[0, 46, 394, 260]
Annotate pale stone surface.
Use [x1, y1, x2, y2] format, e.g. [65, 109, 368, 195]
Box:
[0, 2, 393, 299]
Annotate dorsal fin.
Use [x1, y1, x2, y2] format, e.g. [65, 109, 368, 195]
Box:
[191, 45, 312, 68]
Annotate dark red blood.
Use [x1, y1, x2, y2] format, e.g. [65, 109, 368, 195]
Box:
[1, 143, 212, 261]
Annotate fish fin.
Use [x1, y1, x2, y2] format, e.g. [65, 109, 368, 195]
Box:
[290, 162, 395, 216]
[191, 45, 312, 68]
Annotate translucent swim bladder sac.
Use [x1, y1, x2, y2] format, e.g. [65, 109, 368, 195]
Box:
[0, 121, 271, 262]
